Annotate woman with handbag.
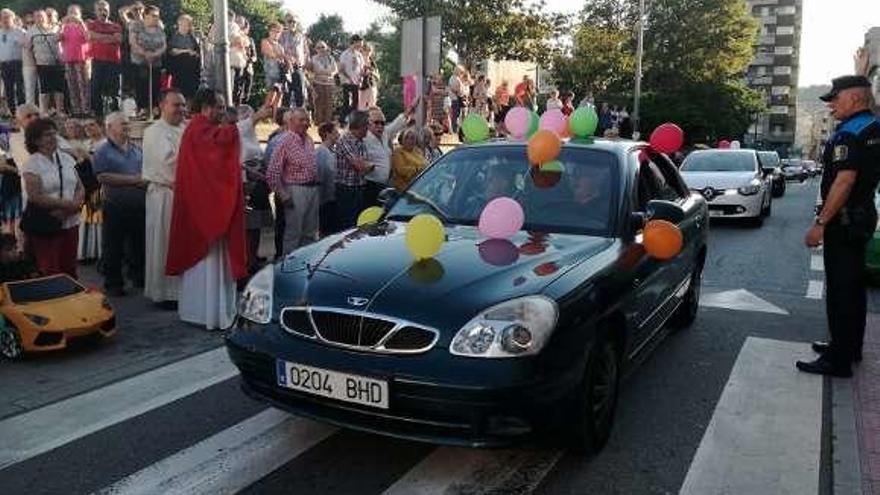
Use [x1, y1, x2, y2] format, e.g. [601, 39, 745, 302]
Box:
[20, 118, 84, 277]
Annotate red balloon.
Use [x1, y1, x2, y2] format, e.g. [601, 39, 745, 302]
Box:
[649, 123, 684, 154]
[718, 140, 731, 149]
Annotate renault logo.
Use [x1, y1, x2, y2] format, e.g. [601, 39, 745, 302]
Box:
[701, 188, 715, 201]
[347, 296, 369, 307]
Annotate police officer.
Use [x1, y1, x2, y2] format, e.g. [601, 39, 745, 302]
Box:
[798, 75, 880, 378]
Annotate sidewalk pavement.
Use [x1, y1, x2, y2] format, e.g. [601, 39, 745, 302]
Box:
[855, 310, 880, 494]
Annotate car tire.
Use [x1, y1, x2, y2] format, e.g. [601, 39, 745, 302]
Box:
[569, 335, 620, 454]
[750, 213, 764, 227]
[0, 322, 23, 360]
[773, 180, 785, 198]
[671, 262, 703, 329]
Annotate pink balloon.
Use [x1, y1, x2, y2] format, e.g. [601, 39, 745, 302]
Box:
[649, 123, 684, 154]
[505, 107, 531, 139]
[718, 140, 731, 149]
[479, 197, 524, 240]
[539, 109, 568, 136]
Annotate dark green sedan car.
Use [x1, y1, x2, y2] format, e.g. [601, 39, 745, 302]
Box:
[227, 139, 709, 453]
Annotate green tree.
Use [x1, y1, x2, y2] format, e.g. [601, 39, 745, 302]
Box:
[364, 20, 403, 118]
[306, 14, 351, 55]
[374, 0, 565, 68]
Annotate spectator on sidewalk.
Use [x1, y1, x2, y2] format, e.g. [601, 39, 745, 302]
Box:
[799, 75, 880, 378]
[0, 9, 26, 116]
[267, 107, 319, 254]
[545, 89, 563, 112]
[166, 15, 200, 102]
[309, 41, 337, 126]
[20, 12, 37, 107]
[358, 43, 379, 111]
[27, 10, 66, 117]
[261, 23, 286, 92]
[20, 118, 84, 277]
[363, 105, 411, 206]
[421, 124, 443, 163]
[278, 13, 308, 108]
[129, 5, 165, 117]
[59, 6, 91, 117]
[494, 80, 511, 124]
[232, 16, 256, 106]
[142, 89, 185, 306]
[316, 121, 338, 236]
[92, 112, 146, 296]
[87, 1, 123, 117]
[264, 106, 293, 259]
[334, 110, 371, 229]
[338, 35, 365, 122]
[391, 128, 426, 192]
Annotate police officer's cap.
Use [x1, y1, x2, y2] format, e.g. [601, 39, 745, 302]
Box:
[819, 75, 871, 102]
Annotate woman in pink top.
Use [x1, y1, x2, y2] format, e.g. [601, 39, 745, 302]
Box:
[59, 5, 90, 116]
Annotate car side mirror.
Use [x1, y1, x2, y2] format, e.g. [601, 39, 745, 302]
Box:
[646, 200, 685, 224]
[377, 187, 400, 206]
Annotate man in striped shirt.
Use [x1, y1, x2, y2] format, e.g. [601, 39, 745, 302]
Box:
[334, 110, 372, 229]
[267, 107, 319, 254]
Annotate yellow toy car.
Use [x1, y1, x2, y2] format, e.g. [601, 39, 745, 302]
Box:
[0, 274, 116, 359]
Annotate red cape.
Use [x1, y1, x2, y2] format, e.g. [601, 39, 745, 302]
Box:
[166, 114, 248, 280]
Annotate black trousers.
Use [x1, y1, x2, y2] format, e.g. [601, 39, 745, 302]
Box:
[340, 84, 359, 122]
[273, 194, 286, 259]
[0, 60, 24, 111]
[102, 198, 145, 289]
[823, 223, 868, 364]
[90, 61, 121, 116]
[135, 65, 161, 112]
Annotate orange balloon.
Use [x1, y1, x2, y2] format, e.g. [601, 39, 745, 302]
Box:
[642, 220, 683, 260]
[527, 130, 562, 165]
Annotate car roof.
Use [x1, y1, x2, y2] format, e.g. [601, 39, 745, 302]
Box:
[687, 148, 757, 156]
[452, 137, 647, 155]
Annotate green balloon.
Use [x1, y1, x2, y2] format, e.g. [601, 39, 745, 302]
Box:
[569, 106, 599, 137]
[526, 110, 540, 138]
[461, 113, 490, 143]
[540, 160, 565, 173]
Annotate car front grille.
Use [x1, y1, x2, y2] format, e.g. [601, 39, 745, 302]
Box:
[279, 307, 438, 354]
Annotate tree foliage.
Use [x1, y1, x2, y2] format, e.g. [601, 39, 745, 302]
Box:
[553, 0, 765, 143]
[307, 14, 351, 55]
[374, 0, 565, 68]
[364, 20, 403, 118]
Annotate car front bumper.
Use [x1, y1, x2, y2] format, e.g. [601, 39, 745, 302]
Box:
[697, 190, 764, 219]
[19, 316, 116, 352]
[226, 326, 586, 447]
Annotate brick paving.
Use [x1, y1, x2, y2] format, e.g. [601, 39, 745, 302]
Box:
[856, 313, 880, 494]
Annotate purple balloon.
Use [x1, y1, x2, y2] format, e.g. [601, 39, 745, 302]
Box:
[539, 109, 567, 136]
[479, 197, 524, 239]
[504, 107, 531, 140]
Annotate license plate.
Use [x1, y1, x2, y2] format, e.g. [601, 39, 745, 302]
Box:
[709, 210, 723, 217]
[276, 360, 389, 409]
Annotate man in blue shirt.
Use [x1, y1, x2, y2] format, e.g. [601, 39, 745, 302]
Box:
[92, 112, 147, 296]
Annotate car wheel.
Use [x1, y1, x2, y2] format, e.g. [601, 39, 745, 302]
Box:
[569, 336, 620, 454]
[671, 262, 703, 329]
[0, 323, 23, 360]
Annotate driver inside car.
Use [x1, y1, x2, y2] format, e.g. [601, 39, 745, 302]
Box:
[463, 164, 519, 218]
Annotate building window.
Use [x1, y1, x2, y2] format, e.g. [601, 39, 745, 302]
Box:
[757, 66, 768, 76]
[774, 46, 794, 55]
[776, 5, 796, 15]
[772, 125, 785, 135]
[776, 26, 795, 35]
[771, 86, 790, 95]
[773, 66, 792, 75]
[770, 106, 789, 115]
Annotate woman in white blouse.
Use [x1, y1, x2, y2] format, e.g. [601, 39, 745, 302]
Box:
[21, 118, 84, 277]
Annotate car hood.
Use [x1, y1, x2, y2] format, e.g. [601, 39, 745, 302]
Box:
[274, 222, 613, 329]
[680, 171, 757, 190]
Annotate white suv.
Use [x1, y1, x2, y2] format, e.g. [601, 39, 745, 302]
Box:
[680, 149, 772, 226]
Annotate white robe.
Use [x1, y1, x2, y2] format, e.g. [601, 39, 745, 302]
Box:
[142, 120, 184, 302]
[178, 238, 236, 330]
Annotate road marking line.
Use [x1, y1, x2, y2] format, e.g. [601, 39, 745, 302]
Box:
[810, 255, 824, 272]
[680, 338, 822, 495]
[806, 280, 824, 299]
[699, 289, 789, 315]
[93, 409, 335, 495]
[382, 447, 563, 495]
[0, 347, 237, 471]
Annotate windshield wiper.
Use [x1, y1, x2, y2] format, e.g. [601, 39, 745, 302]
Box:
[397, 190, 452, 222]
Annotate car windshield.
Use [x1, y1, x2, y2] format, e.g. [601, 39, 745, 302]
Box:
[385, 145, 620, 236]
[758, 152, 780, 168]
[6, 275, 85, 304]
[681, 151, 756, 172]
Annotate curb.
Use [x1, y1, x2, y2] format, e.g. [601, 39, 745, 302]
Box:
[833, 376, 864, 494]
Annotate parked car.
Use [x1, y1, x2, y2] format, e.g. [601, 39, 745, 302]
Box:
[802, 160, 821, 177]
[0, 274, 116, 359]
[679, 149, 772, 226]
[227, 139, 709, 453]
[758, 150, 785, 197]
[780, 159, 808, 182]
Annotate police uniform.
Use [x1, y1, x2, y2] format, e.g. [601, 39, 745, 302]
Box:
[815, 80, 880, 369]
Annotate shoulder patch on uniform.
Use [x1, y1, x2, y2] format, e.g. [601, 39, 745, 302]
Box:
[833, 145, 848, 161]
[839, 114, 877, 136]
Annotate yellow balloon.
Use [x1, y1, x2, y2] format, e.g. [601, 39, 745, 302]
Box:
[357, 206, 384, 226]
[405, 214, 445, 260]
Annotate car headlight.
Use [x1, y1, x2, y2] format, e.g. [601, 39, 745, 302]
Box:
[23, 313, 49, 326]
[450, 296, 558, 358]
[737, 179, 761, 196]
[238, 265, 274, 324]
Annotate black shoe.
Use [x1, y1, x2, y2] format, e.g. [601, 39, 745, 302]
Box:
[811, 341, 862, 362]
[796, 357, 852, 378]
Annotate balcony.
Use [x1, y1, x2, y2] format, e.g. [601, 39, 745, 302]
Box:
[757, 34, 776, 45]
[750, 76, 774, 86]
[751, 54, 775, 66]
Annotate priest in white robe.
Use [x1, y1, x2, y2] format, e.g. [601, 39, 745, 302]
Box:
[142, 89, 186, 306]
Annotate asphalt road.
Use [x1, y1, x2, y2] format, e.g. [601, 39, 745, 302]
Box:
[0, 178, 832, 495]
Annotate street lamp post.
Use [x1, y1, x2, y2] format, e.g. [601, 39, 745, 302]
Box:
[632, 0, 646, 135]
[212, 0, 232, 104]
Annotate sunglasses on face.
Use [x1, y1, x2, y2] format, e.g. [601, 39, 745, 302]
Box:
[371, 120, 386, 125]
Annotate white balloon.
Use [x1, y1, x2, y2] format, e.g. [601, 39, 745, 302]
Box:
[730, 140, 741, 149]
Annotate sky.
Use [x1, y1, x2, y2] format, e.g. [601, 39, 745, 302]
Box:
[286, 0, 880, 88]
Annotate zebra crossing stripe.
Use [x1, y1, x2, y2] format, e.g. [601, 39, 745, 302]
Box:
[0, 347, 238, 470]
[93, 408, 335, 495]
